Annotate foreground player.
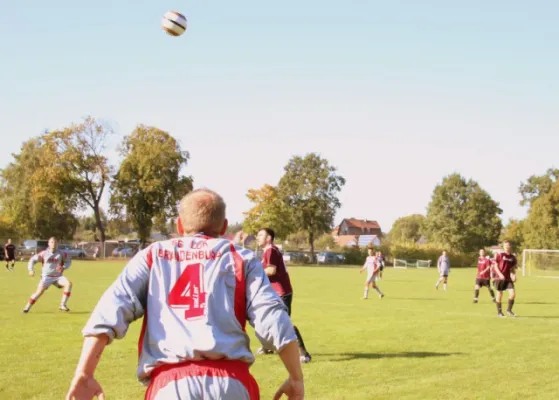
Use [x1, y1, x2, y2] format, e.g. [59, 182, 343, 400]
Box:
[473, 249, 495, 303]
[492, 240, 517, 318]
[4, 238, 16, 271]
[256, 228, 312, 363]
[360, 247, 384, 299]
[66, 189, 304, 400]
[435, 251, 450, 291]
[23, 237, 72, 313]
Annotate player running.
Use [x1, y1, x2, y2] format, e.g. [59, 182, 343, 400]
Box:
[473, 249, 496, 303]
[435, 250, 450, 291]
[23, 237, 73, 313]
[360, 247, 384, 299]
[256, 228, 312, 364]
[66, 189, 304, 400]
[4, 238, 16, 271]
[377, 251, 385, 279]
[492, 240, 518, 318]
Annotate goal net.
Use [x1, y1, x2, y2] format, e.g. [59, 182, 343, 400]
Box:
[393, 259, 432, 269]
[522, 249, 559, 277]
[416, 260, 432, 268]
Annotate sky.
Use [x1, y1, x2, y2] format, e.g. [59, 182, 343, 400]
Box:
[0, 1, 558, 232]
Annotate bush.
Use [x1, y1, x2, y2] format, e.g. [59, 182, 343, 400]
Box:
[339, 242, 476, 268]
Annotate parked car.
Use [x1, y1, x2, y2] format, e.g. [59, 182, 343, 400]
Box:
[317, 251, 343, 265]
[17, 239, 49, 259]
[112, 247, 137, 257]
[58, 244, 87, 259]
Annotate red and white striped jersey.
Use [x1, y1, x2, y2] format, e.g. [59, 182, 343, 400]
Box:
[82, 235, 297, 385]
[28, 248, 72, 277]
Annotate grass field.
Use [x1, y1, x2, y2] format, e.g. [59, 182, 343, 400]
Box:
[1, 261, 558, 399]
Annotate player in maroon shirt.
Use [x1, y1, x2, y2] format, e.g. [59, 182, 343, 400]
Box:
[473, 249, 495, 303]
[492, 241, 518, 317]
[257, 228, 312, 363]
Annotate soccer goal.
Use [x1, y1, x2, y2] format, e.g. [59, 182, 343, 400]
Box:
[393, 259, 432, 269]
[393, 259, 408, 269]
[522, 249, 559, 278]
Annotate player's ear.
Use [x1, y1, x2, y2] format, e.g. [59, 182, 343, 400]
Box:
[219, 219, 228, 236]
[176, 217, 184, 236]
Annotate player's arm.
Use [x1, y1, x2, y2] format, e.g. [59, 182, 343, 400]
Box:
[27, 253, 41, 276]
[261, 248, 277, 276]
[244, 258, 303, 394]
[62, 252, 72, 270]
[492, 257, 505, 280]
[81, 247, 151, 342]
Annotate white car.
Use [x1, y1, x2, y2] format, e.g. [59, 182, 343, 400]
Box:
[58, 244, 87, 259]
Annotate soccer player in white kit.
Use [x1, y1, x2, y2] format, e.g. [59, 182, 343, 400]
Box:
[66, 189, 305, 400]
[23, 237, 73, 313]
[359, 247, 384, 299]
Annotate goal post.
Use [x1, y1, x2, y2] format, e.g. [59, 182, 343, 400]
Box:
[416, 260, 432, 268]
[393, 259, 432, 269]
[522, 249, 559, 277]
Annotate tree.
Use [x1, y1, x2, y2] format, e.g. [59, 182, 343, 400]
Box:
[0, 137, 77, 239]
[111, 125, 193, 247]
[519, 168, 559, 207]
[522, 181, 559, 249]
[423, 173, 502, 252]
[242, 184, 293, 238]
[42, 117, 114, 242]
[278, 153, 345, 256]
[314, 233, 338, 251]
[284, 231, 309, 251]
[500, 218, 525, 250]
[388, 214, 425, 243]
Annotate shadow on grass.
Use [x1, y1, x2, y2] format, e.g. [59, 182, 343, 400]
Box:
[317, 351, 464, 361]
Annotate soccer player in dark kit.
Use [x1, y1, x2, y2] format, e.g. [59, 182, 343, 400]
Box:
[257, 228, 312, 363]
[4, 238, 16, 271]
[473, 249, 496, 303]
[492, 241, 518, 317]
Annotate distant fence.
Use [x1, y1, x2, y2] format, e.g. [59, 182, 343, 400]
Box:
[0, 238, 143, 260]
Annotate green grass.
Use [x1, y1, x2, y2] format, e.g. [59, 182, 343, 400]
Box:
[1, 261, 558, 399]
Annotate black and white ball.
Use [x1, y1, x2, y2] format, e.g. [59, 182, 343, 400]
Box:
[162, 11, 187, 37]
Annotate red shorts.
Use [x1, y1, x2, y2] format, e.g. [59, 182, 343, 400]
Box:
[145, 359, 260, 400]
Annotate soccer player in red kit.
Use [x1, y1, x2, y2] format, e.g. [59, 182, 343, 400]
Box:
[473, 249, 495, 303]
[492, 241, 517, 317]
[257, 228, 312, 363]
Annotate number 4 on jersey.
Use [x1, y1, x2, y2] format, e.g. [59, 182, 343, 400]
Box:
[168, 263, 206, 320]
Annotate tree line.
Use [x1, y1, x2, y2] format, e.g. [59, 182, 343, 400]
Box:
[0, 117, 192, 246]
[2, 117, 557, 259]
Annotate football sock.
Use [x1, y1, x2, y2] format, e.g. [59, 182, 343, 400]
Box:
[489, 289, 495, 299]
[507, 299, 514, 312]
[496, 302, 502, 314]
[363, 288, 369, 298]
[374, 287, 383, 296]
[61, 291, 71, 307]
[293, 326, 308, 353]
[24, 294, 42, 311]
[474, 289, 479, 298]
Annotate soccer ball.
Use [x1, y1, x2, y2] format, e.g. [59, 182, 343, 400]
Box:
[162, 11, 187, 37]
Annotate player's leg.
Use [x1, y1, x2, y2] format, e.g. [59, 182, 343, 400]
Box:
[371, 276, 384, 298]
[494, 281, 504, 317]
[10, 259, 15, 271]
[506, 286, 516, 317]
[443, 275, 448, 291]
[487, 281, 496, 302]
[281, 293, 311, 362]
[23, 280, 49, 313]
[473, 280, 481, 303]
[58, 277, 72, 311]
[363, 277, 372, 299]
